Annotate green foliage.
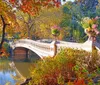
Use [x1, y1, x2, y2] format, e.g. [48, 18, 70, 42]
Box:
[3, 42, 10, 53]
[63, 6, 69, 14]
[13, 33, 20, 39]
[96, 3, 100, 16]
[72, 29, 85, 42]
[51, 29, 60, 37]
[60, 1, 100, 42]
[60, 2, 88, 42]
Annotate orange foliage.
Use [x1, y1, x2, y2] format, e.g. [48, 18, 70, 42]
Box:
[9, 0, 60, 16]
[73, 79, 86, 85]
[0, 48, 9, 57]
[0, 0, 20, 37]
[67, 78, 86, 85]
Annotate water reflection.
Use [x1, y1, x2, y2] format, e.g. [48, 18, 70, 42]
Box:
[0, 52, 40, 85]
[0, 60, 32, 85]
[14, 62, 31, 78]
[0, 71, 16, 85]
[0, 60, 17, 85]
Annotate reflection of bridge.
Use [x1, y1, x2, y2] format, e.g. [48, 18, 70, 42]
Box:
[10, 39, 95, 59]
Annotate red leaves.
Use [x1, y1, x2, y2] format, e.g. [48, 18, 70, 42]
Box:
[67, 62, 75, 69]
[0, 47, 9, 57]
[67, 79, 86, 85]
[8, 0, 60, 16]
[43, 70, 61, 85]
[55, 2, 60, 7]
[9, 0, 15, 4]
[74, 79, 86, 85]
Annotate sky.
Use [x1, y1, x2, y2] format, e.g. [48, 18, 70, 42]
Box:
[61, 0, 75, 5]
[67, 0, 75, 2]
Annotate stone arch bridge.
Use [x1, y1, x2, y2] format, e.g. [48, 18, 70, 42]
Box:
[10, 39, 100, 60]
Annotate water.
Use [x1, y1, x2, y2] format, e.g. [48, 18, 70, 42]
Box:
[0, 60, 32, 85]
[0, 51, 40, 85]
[0, 71, 16, 85]
[0, 60, 16, 85]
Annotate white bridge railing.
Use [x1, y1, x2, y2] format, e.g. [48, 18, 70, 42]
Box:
[10, 39, 56, 58]
[10, 39, 99, 58]
[57, 39, 93, 52]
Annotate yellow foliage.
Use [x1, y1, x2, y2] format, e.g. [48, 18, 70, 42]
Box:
[5, 82, 11, 85]
[86, 27, 91, 31]
[34, 7, 63, 39]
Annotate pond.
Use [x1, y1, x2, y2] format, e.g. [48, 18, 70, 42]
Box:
[0, 71, 16, 85]
[0, 59, 34, 85]
[0, 50, 40, 85]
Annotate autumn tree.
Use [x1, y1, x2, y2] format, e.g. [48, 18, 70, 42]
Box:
[0, 0, 61, 58]
[32, 7, 64, 40]
[4, 0, 60, 16]
[0, 0, 60, 45]
[15, 10, 35, 39]
[0, 0, 21, 56]
[2, 0, 61, 40]
[12, 6, 63, 40]
[0, 0, 21, 39]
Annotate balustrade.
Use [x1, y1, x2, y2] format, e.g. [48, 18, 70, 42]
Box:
[11, 39, 53, 57]
[10, 39, 94, 58]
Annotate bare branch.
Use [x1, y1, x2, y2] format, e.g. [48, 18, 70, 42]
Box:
[0, 15, 5, 25]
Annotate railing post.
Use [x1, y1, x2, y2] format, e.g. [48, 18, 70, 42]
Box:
[54, 41, 57, 56]
[50, 41, 57, 57]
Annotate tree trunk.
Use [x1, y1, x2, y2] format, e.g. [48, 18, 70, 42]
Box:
[0, 15, 9, 54]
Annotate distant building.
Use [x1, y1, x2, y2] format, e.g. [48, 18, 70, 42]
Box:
[60, 0, 75, 5]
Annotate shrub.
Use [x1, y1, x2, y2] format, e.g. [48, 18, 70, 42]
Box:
[29, 48, 100, 85]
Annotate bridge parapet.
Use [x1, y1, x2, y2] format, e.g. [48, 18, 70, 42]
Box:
[57, 39, 93, 53]
[12, 39, 50, 50]
[10, 39, 56, 58]
[10, 39, 95, 59]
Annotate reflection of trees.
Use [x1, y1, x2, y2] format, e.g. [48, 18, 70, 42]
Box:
[28, 50, 40, 62]
[14, 62, 31, 78]
[0, 60, 16, 85]
[9, 62, 26, 82]
[0, 60, 14, 73]
[0, 60, 32, 84]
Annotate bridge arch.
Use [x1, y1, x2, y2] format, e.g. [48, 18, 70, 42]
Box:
[13, 46, 42, 59]
[10, 39, 55, 59]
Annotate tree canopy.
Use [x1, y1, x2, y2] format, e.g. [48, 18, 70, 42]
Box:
[4, 0, 60, 16]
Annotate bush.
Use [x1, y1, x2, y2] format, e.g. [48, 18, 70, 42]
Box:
[29, 48, 100, 85]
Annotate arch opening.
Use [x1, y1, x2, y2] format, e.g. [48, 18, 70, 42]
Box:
[13, 47, 41, 62]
